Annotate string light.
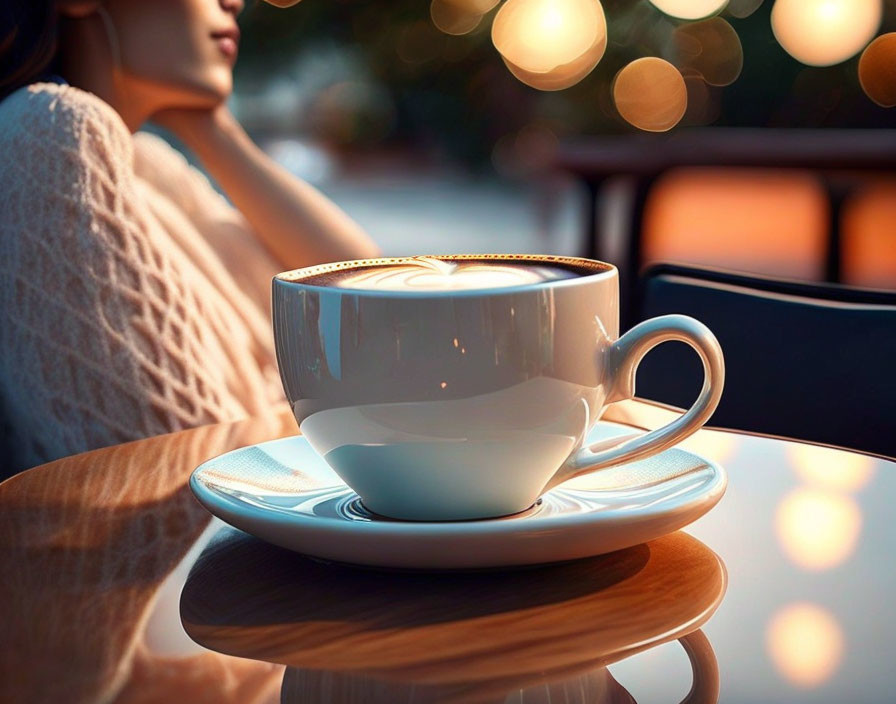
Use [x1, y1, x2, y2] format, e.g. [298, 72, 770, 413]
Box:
[447, 0, 500, 13]
[648, 0, 728, 21]
[492, 0, 608, 91]
[859, 33, 896, 107]
[431, 1, 482, 35]
[613, 58, 687, 132]
[771, 0, 882, 67]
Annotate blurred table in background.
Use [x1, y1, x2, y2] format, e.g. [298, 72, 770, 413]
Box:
[2, 400, 895, 702]
[553, 129, 896, 323]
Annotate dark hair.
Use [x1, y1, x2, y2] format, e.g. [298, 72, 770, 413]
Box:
[0, 0, 59, 99]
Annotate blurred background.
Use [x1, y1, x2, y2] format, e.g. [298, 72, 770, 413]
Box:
[176, 0, 896, 288]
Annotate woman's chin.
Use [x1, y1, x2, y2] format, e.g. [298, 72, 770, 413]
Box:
[164, 70, 232, 111]
[186, 72, 232, 107]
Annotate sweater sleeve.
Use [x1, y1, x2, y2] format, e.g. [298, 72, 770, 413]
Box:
[0, 85, 245, 471]
[132, 132, 283, 317]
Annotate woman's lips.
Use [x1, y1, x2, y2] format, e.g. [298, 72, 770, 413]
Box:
[212, 28, 240, 60]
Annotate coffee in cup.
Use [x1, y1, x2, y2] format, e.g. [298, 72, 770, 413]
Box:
[300, 256, 582, 291]
[273, 254, 724, 521]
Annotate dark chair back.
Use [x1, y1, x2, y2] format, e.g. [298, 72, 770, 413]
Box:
[636, 264, 896, 458]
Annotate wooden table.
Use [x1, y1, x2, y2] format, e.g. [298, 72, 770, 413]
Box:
[2, 401, 894, 703]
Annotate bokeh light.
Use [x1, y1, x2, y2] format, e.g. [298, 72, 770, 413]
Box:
[643, 169, 828, 279]
[788, 443, 875, 492]
[767, 603, 844, 688]
[492, 0, 608, 91]
[771, 0, 882, 67]
[447, 0, 501, 13]
[649, 0, 728, 21]
[613, 57, 687, 132]
[431, 0, 484, 36]
[726, 0, 764, 19]
[842, 180, 896, 288]
[859, 33, 896, 107]
[673, 17, 743, 87]
[776, 488, 861, 570]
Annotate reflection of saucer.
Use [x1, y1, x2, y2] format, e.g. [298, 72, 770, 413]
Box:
[180, 530, 726, 703]
[190, 422, 726, 569]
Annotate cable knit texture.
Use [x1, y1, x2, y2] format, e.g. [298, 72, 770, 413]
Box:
[0, 83, 286, 474]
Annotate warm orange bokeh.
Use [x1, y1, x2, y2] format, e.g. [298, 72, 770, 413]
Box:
[648, 0, 727, 20]
[842, 181, 896, 289]
[767, 603, 844, 688]
[613, 58, 687, 132]
[776, 488, 862, 570]
[492, 0, 607, 90]
[787, 443, 875, 492]
[430, 0, 484, 36]
[643, 168, 829, 279]
[859, 33, 896, 107]
[771, 0, 882, 67]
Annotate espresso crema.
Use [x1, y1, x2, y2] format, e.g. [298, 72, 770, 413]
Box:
[305, 256, 582, 292]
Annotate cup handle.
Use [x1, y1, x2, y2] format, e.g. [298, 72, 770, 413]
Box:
[677, 629, 720, 704]
[545, 315, 724, 491]
[609, 629, 719, 703]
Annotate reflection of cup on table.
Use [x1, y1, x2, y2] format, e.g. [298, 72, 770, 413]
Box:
[180, 530, 726, 703]
[281, 664, 638, 704]
[281, 631, 718, 704]
[273, 254, 724, 520]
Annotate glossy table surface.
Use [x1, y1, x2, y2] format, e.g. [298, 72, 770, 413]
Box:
[1, 400, 893, 704]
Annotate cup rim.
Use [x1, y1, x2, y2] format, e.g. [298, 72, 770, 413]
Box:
[274, 254, 617, 298]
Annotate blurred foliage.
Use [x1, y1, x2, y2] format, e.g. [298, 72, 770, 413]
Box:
[234, 0, 896, 166]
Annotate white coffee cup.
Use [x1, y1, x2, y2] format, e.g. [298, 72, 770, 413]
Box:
[273, 254, 724, 521]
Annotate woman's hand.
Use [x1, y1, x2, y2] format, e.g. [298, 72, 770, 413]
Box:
[150, 106, 379, 270]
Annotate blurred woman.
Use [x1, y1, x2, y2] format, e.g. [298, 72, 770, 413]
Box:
[0, 0, 379, 473]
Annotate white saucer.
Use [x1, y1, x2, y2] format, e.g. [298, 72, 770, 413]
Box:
[190, 422, 726, 570]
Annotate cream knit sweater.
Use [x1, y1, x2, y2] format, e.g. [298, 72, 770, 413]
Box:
[0, 83, 287, 473]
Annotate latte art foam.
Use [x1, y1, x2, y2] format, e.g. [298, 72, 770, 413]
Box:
[330, 257, 579, 291]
